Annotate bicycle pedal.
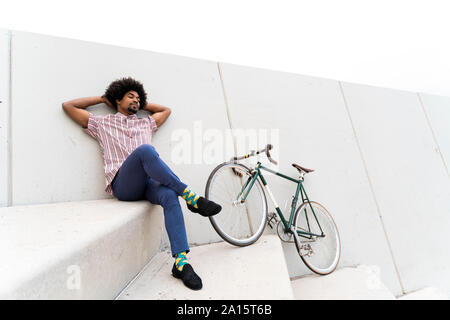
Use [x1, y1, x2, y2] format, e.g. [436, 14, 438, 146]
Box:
[298, 244, 313, 257]
[267, 212, 278, 229]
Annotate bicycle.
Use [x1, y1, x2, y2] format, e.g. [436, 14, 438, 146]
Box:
[205, 144, 341, 275]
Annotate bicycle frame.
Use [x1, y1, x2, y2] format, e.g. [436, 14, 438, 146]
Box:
[236, 161, 325, 239]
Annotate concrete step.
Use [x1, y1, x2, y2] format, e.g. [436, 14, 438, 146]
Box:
[397, 287, 448, 300]
[118, 234, 294, 300]
[291, 265, 396, 300]
[0, 199, 164, 299]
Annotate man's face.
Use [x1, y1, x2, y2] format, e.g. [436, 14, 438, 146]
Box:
[116, 90, 140, 115]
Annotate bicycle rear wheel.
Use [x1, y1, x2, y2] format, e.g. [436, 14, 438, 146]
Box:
[205, 162, 268, 246]
[293, 201, 341, 275]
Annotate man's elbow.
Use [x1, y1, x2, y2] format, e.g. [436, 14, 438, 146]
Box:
[62, 102, 71, 110]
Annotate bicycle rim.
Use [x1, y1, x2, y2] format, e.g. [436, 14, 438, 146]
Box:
[206, 162, 268, 246]
[294, 201, 341, 274]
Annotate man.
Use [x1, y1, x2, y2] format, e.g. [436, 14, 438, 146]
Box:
[62, 77, 222, 291]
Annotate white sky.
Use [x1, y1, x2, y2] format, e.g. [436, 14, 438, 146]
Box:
[1, 0, 450, 97]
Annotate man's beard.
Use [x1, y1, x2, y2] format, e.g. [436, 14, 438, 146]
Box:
[128, 106, 138, 114]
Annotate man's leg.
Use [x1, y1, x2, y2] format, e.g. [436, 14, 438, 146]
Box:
[131, 144, 187, 195]
[145, 178, 202, 290]
[112, 143, 188, 200]
[124, 144, 221, 217]
[112, 156, 190, 260]
[145, 179, 189, 256]
[111, 151, 147, 201]
[113, 164, 190, 256]
[111, 145, 204, 290]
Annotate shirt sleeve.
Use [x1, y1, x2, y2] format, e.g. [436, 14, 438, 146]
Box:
[148, 115, 158, 134]
[83, 112, 102, 140]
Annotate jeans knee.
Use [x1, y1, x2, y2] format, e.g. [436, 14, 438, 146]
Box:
[137, 144, 158, 161]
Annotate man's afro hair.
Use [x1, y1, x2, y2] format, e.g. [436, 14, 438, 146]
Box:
[103, 77, 148, 110]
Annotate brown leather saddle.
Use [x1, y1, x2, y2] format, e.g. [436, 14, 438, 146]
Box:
[292, 163, 314, 173]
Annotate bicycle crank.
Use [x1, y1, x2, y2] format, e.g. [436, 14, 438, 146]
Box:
[277, 221, 293, 242]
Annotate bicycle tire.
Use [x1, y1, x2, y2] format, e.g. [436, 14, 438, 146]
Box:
[293, 201, 341, 275]
[205, 162, 268, 247]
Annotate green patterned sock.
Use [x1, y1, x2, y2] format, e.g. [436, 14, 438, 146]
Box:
[181, 187, 200, 209]
[175, 251, 188, 271]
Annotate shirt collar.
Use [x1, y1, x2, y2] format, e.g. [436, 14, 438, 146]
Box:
[116, 112, 137, 119]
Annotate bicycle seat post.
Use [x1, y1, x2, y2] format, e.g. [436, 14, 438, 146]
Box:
[298, 170, 306, 181]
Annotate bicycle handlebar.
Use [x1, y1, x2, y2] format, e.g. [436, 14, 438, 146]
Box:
[231, 144, 278, 165]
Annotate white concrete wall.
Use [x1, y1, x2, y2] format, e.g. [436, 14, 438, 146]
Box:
[8, 30, 232, 246]
[341, 82, 450, 295]
[0, 29, 10, 207]
[3, 29, 450, 297]
[218, 63, 403, 295]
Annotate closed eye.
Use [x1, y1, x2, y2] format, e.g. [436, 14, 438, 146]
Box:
[128, 93, 140, 101]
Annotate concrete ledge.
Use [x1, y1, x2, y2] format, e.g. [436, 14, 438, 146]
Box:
[118, 234, 294, 300]
[0, 199, 164, 299]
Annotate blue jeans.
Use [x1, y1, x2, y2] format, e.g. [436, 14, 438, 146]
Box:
[111, 144, 189, 256]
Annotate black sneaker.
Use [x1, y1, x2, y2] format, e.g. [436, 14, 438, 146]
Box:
[172, 263, 203, 290]
[187, 197, 222, 217]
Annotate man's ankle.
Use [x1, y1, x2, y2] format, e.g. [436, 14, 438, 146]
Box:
[181, 187, 200, 209]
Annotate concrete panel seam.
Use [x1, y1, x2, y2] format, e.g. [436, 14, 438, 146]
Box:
[114, 252, 166, 300]
[338, 81, 406, 294]
[113, 262, 148, 300]
[217, 62, 237, 156]
[416, 92, 450, 180]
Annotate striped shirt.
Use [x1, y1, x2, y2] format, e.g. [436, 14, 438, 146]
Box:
[83, 111, 158, 195]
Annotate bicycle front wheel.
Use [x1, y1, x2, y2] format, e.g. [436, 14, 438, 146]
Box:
[293, 201, 341, 275]
[205, 162, 268, 247]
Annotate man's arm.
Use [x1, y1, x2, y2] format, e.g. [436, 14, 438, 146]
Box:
[143, 102, 171, 128]
[62, 96, 112, 128]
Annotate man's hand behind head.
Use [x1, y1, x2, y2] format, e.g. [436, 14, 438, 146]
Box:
[101, 95, 114, 109]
